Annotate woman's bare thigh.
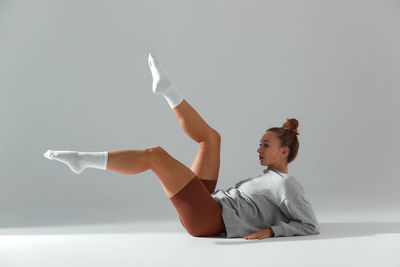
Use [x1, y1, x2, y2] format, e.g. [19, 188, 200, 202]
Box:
[149, 146, 197, 198]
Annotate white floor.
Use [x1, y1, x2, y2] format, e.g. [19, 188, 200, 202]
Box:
[1, 217, 399, 267]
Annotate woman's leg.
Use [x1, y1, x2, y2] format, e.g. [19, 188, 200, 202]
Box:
[172, 100, 221, 186]
[107, 145, 226, 236]
[44, 146, 225, 236]
[147, 54, 221, 188]
[106, 146, 197, 198]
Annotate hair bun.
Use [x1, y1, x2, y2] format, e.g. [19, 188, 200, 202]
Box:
[282, 118, 299, 135]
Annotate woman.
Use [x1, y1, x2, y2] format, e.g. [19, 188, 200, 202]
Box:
[43, 54, 320, 240]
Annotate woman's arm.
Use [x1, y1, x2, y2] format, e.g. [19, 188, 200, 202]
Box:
[269, 196, 320, 237]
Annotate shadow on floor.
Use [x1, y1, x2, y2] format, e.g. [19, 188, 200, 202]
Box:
[211, 222, 400, 245]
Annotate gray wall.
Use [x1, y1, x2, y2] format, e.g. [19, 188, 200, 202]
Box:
[1, 0, 399, 227]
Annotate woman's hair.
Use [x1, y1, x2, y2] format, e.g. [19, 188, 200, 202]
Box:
[266, 118, 300, 164]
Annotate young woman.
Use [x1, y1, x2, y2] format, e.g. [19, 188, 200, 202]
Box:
[43, 54, 320, 240]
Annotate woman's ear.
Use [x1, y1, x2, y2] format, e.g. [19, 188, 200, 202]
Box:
[281, 146, 289, 158]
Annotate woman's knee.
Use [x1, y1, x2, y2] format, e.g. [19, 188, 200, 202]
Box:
[210, 130, 221, 143]
[202, 130, 221, 147]
[214, 130, 221, 141]
[146, 146, 167, 166]
[147, 146, 166, 155]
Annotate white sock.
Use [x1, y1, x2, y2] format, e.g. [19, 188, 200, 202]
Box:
[148, 53, 184, 109]
[43, 150, 108, 174]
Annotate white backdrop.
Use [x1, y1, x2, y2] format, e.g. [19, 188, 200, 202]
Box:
[1, 0, 399, 227]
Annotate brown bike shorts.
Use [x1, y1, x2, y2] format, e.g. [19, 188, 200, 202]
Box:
[169, 175, 226, 237]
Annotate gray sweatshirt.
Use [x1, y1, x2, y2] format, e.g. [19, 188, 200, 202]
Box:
[211, 166, 320, 238]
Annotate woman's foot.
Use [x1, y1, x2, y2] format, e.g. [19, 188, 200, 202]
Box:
[148, 53, 184, 109]
[43, 150, 108, 174]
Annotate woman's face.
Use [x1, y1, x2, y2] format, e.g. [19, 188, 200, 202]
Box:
[257, 131, 289, 167]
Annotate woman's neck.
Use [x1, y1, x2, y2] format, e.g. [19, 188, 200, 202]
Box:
[269, 165, 288, 174]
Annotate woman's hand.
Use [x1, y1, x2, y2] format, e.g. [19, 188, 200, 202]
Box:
[243, 227, 274, 240]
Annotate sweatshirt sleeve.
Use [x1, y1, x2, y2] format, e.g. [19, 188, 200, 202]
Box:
[270, 195, 320, 237]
